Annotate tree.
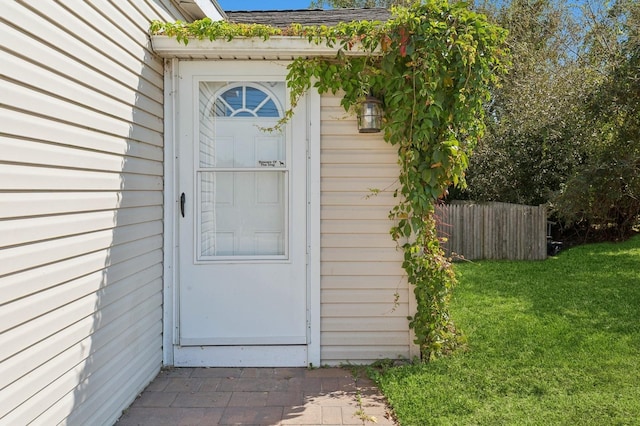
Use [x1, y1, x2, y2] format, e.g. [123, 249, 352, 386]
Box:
[450, 0, 639, 240]
[552, 0, 640, 239]
[451, 0, 595, 206]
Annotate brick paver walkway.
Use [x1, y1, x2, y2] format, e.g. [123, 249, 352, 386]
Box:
[116, 367, 397, 426]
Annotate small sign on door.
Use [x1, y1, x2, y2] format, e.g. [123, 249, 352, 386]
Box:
[258, 160, 285, 167]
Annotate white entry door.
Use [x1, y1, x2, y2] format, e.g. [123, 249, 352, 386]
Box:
[175, 62, 309, 366]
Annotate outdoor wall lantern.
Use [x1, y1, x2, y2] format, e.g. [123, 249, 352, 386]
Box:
[357, 94, 383, 133]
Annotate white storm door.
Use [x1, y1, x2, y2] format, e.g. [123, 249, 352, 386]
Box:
[176, 64, 308, 366]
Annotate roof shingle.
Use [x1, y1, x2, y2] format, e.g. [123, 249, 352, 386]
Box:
[225, 8, 391, 28]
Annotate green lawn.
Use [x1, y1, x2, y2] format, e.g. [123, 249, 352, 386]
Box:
[372, 235, 640, 425]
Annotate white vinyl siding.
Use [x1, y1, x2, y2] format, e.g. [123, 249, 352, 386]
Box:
[0, 1, 190, 424]
[319, 94, 414, 364]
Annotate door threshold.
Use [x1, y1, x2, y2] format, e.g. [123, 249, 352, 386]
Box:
[173, 345, 309, 367]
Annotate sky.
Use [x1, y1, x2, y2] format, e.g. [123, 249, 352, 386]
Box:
[217, 0, 314, 11]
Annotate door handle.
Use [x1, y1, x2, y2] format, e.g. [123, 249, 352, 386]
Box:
[180, 192, 186, 217]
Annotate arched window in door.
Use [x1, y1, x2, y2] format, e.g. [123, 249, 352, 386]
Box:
[212, 83, 283, 118]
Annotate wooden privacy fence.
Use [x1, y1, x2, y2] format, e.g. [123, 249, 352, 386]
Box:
[435, 202, 547, 261]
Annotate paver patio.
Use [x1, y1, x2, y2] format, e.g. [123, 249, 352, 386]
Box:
[116, 367, 397, 426]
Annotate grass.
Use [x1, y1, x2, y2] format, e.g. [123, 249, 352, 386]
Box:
[372, 235, 640, 425]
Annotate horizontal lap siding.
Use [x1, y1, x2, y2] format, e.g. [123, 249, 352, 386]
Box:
[320, 94, 412, 364]
[0, 1, 186, 424]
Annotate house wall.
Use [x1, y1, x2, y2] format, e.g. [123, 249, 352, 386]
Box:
[319, 93, 415, 364]
[0, 1, 194, 424]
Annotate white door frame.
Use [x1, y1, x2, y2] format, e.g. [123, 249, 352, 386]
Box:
[162, 59, 321, 367]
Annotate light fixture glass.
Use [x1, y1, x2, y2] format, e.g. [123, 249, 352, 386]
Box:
[357, 95, 383, 133]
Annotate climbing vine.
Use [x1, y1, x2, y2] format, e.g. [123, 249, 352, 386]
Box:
[151, 0, 508, 361]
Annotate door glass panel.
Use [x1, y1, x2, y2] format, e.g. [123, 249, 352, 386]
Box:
[197, 81, 287, 259]
[200, 171, 286, 257]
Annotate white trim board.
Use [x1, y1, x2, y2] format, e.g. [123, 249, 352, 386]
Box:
[151, 35, 380, 60]
[162, 58, 179, 366]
